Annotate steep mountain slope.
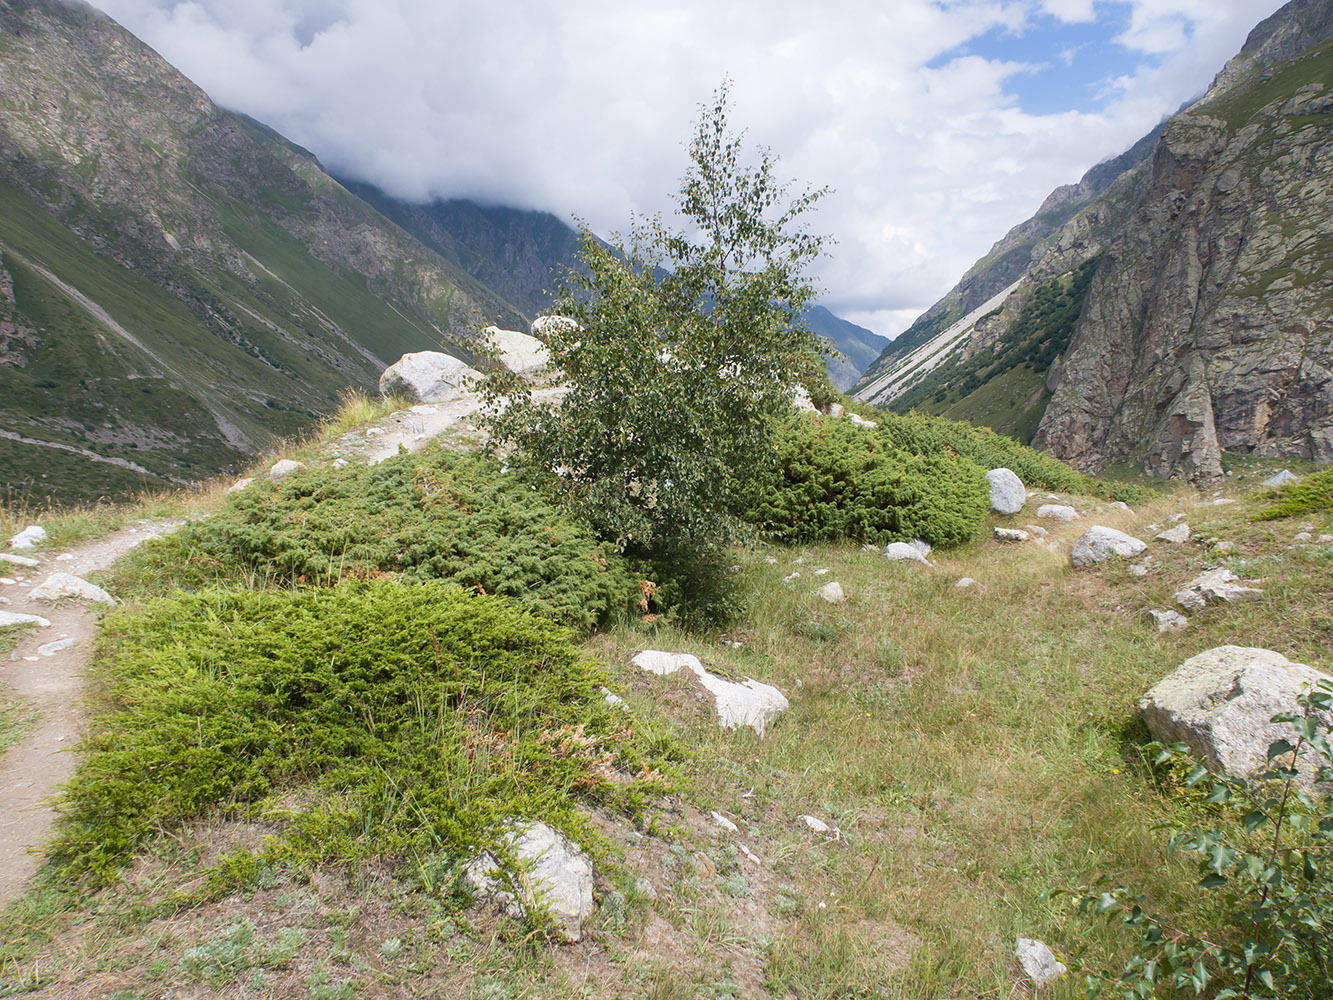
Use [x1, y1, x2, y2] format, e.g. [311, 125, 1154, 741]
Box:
[802, 305, 891, 390]
[0, 0, 524, 502]
[856, 0, 1333, 479]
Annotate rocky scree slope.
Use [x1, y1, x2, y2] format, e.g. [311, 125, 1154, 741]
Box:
[0, 0, 524, 502]
[856, 0, 1333, 481]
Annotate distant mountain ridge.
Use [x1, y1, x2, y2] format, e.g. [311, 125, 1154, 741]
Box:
[855, 0, 1333, 480]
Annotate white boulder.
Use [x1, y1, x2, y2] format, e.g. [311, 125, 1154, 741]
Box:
[1016, 938, 1067, 989]
[530, 314, 578, 338]
[1155, 524, 1191, 544]
[632, 649, 788, 736]
[9, 525, 46, 549]
[1140, 646, 1332, 786]
[27, 572, 115, 605]
[817, 581, 845, 604]
[1070, 526, 1147, 567]
[993, 528, 1029, 543]
[1174, 568, 1263, 612]
[0, 610, 51, 628]
[0, 552, 40, 568]
[465, 821, 595, 942]
[268, 459, 306, 481]
[1035, 504, 1078, 522]
[379, 351, 481, 403]
[483, 325, 550, 378]
[1147, 609, 1189, 632]
[226, 477, 254, 494]
[884, 542, 929, 564]
[848, 413, 877, 428]
[985, 469, 1026, 514]
[1262, 469, 1298, 488]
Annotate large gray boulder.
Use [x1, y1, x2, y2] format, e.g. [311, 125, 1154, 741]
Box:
[986, 468, 1026, 514]
[379, 351, 481, 403]
[465, 821, 595, 942]
[1070, 526, 1147, 567]
[1140, 646, 1332, 787]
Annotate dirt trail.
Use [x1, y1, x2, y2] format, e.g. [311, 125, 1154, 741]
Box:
[0, 520, 181, 909]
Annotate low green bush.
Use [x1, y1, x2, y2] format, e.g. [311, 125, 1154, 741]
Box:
[1255, 468, 1333, 521]
[55, 580, 678, 885]
[109, 445, 639, 632]
[743, 416, 990, 547]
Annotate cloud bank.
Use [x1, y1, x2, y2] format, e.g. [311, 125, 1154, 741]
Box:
[88, 0, 1285, 336]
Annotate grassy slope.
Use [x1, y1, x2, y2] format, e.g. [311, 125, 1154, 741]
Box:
[1, 422, 1328, 998]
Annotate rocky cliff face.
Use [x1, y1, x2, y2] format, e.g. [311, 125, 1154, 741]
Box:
[858, 0, 1333, 480]
[1034, 8, 1333, 478]
[0, 0, 524, 501]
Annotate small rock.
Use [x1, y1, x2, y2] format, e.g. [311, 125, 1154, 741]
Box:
[226, 477, 254, 494]
[55, 553, 74, 561]
[1168, 513, 1187, 523]
[1111, 502, 1133, 513]
[817, 581, 845, 603]
[331, 458, 349, 469]
[0, 610, 51, 628]
[909, 539, 932, 558]
[711, 811, 738, 833]
[764, 556, 779, 565]
[0, 553, 40, 568]
[860, 543, 878, 553]
[464, 821, 595, 942]
[1208, 498, 1237, 506]
[848, 413, 877, 428]
[1129, 564, 1150, 577]
[28, 572, 115, 605]
[800, 814, 831, 834]
[632, 650, 788, 736]
[1319, 535, 1333, 544]
[8, 525, 46, 549]
[599, 686, 627, 710]
[268, 459, 306, 480]
[813, 567, 829, 576]
[0, 596, 9, 605]
[634, 877, 658, 900]
[1036, 504, 1078, 522]
[1070, 526, 1148, 567]
[994, 528, 1029, 543]
[1024, 524, 1048, 538]
[1147, 610, 1188, 632]
[1294, 531, 1314, 543]
[986, 468, 1026, 514]
[954, 577, 977, 588]
[884, 542, 929, 564]
[783, 571, 801, 583]
[1016, 938, 1067, 989]
[37, 636, 78, 656]
[1156, 524, 1191, 544]
[1174, 568, 1263, 611]
[1213, 540, 1237, 554]
[1262, 469, 1298, 487]
[827, 403, 845, 418]
[0, 577, 15, 585]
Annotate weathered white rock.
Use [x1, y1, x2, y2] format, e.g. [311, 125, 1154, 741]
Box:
[817, 581, 845, 604]
[1129, 564, 1150, 577]
[530, 314, 579, 338]
[632, 650, 788, 736]
[1168, 512, 1188, 524]
[268, 459, 306, 481]
[792, 385, 818, 412]
[994, 528, 1029, 543]
[9, 525, 46, 549]
[634, 877, 658, 900]
[226, 477, 254, 494]
[379, 351, 481, 404]
[331, 458, 349, 469]
[1213, 540, 1238, 555]
[1070, 526, 1147, 567]
[0, 610, 51, 628]
[954, 577, 977, 589]
[1036, 504, 1078, 522]
[464, 821, 595, 942]
[1174, 568, 1263, 611]
[1140, 646, 1332, 786]
[1294, 531, 1314, 543]
[986, 468, 1026, 514]
[1156, 524, 1192, 543]
[884, 542, 929, 564]
[27, 573, 115, 605]
[848, 412, 877, 428]
[37, 636, 78, 656]
[0, 552, 40, 568]
[1148, 609, 1189, 632]
[783, 571, 801, 583]
[711, 811, 739, 833]
[827, 403, 845, 418]
[483, 325, 550, 378]
[1024, 524, 1049, 538]
[1016, 938, 1067, 989]
[1262, 469, 1298, 488]
[599, 686, 628, 710]
[1320, 535, 1333, 544]
[800, 814, 832, 834]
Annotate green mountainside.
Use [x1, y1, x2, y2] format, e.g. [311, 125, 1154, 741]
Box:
[0, 0, 525, 503]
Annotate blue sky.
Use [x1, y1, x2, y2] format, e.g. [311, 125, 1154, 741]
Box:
[90, 0, 1287, 337]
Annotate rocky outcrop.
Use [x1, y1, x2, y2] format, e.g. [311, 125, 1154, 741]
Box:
[1034, 7, 1333, 479]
